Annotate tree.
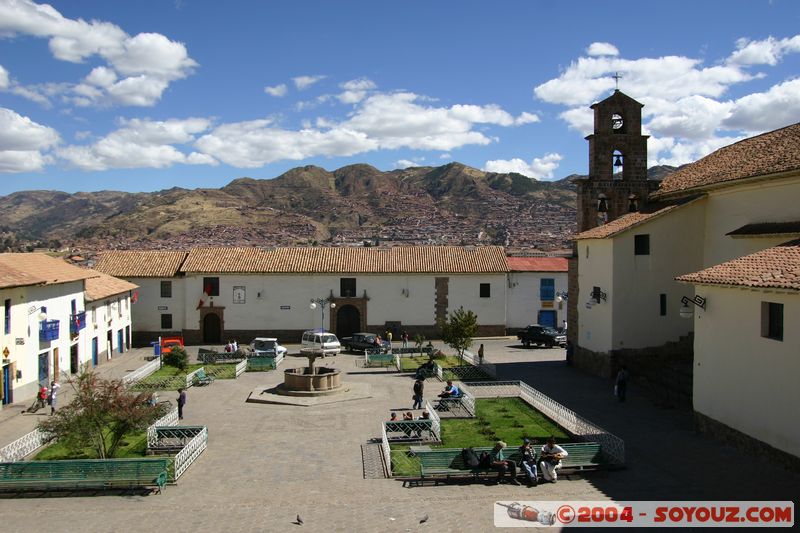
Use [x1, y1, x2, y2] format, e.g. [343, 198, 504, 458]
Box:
[439, 306, 479, 364]
[38, 371, 168, 459]
[163, 345, 188, 371]
[413, 334, 427, 357]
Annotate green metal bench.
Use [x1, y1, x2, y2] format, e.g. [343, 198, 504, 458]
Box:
[365, 352, 395, 368]
[247, 356, 277, 371]
[416, 442, 606, 484]
[0, 458, 170, 494]
[193, 368, 215, 386]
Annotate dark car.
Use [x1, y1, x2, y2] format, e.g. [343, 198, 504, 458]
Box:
[340, 332, 391, 353]
[517, 324, 567, 348]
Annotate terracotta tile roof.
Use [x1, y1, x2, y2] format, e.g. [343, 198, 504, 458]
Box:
[726, 221, 800, 237]
[657, 122, 800, 196]
[94, 250, 189, 278]
[179, 246, 509, 273]
[84, 271, 139, 302]
[0, 253, 97, 289]
[676, 239, 800, 291]
[573, 205, 680, 240]
[506, 257, 568, 272]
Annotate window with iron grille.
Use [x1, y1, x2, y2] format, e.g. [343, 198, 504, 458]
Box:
[634, 234, 650, 255]
[161, 314, 173, 330]
[761, 302, 783, 341]
[161, 280, 172, 298]
[340, 278, 356, 297]
[480, 283, 491, 298]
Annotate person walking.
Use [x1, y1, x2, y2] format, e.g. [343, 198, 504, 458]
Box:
[386, 330, 393, 347]
[615, 365, 629, 402]
[177, 388, 187, 419]
[412, 377, 424, 409]
[49, 380, 61, 415]
[477, 343, 485, 365]
[401, 331, 409, 349]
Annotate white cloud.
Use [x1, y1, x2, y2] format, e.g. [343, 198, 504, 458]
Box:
[0, 65, 8, 89]
[723, 78, 800, 132]
[515, 112, 540, 125]
[586, 42, 619, 57]
[484, 153, 563, 180]
[394, 159, 416, 169]
[727, 35, 800, 66]
[439, 153, 452, 159]
[337, 77, 377, 103]
[292, 75, 325, 90]
[0, 0, 197, 107]
[0, 107, 60, 172]
[264, 84, 287, 97]
[58, 117, 215, 171]
[536, 34, 800, 166]
[194, 91, 536, 168]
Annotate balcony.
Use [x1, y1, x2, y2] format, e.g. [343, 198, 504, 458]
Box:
[70, 311, 87, 334]
[40, 319, 60, 342]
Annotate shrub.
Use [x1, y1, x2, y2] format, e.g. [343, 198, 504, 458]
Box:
[163, 345, 188, 371]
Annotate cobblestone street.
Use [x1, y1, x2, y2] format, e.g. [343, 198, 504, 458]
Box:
[1, 341, 797, 532]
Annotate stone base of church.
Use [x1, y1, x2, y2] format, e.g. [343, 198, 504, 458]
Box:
[694, 411, 800, 474]
[573, 336, 694, 410]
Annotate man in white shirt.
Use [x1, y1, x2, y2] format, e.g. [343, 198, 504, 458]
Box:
[539, 436, 568, 483]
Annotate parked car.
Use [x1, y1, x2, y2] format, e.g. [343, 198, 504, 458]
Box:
[249, 337, 288, 357]
[340, 332, 391, 353]
[301, 329, 341, 356]
[160, 336, 185, 354]
[516, 325, 566, 348]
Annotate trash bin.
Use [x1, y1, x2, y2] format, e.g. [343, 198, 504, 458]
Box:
[151, 342, 161, 356]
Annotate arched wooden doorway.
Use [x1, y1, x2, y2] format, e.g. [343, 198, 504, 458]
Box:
[203, 313, 222, 343]
[336, 305, 361, 339]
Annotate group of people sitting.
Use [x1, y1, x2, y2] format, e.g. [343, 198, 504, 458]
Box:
[481, 437, 568, 486]
[224, 340, 239, 353]
[388, 411, 430, 422]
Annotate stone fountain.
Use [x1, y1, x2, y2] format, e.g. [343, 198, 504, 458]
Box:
[279, 349, 342, 396]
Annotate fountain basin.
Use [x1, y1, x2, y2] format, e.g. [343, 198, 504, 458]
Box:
[279, 366, 342, 396]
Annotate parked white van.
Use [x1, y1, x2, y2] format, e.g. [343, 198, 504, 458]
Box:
[301, 330, 341, 356]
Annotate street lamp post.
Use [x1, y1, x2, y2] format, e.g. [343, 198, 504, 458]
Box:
[309, 298, 336, 330]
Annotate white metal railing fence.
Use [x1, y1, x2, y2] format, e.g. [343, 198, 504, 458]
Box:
[122, 358, 161, 385]
[0, 428, 47, 462]
[146, 407, 179, 448]
[394, 353, 400, 370]
[173, 426, 208, 480]
[235, 359, 247, 377]
[185, 367, 205, 388]
[381, 423, 392, 477]
[462, 380, 625, 465]
[273, 352, 285, 367]
[425, 400, 441, 440]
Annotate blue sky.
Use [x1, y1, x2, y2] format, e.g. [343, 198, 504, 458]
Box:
[0, 0, 799, 195]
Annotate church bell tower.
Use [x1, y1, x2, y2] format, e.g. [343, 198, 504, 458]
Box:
[576, 90, 658, 232]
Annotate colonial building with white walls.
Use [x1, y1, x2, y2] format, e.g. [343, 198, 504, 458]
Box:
[95, 246, 511, 345]
[84, 272, 138, 365]
[676, 241, 800, 467]
[570, 89, 800, 465]
[1, 254, 93, 407]
[506, 257, 568, 330]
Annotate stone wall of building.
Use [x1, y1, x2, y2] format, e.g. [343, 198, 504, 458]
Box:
[694, 412, 800, 474]
[573, 334, 694, 409]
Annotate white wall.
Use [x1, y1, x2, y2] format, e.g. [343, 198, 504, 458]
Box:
[576, 239, 614, 352]
[610, 200, 706, 349]
[0, 281, 85, 405]
[179, 272, 508, 332]
[693, 285, 800, 458]
[703, 175, 800, 267]
[128, 277, 186, 331]
[506, 272, 568, 329]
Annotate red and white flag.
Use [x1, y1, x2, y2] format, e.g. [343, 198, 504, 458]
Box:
[196, 283, 212, 310]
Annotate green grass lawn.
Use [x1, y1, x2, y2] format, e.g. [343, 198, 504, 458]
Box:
[399, 355, 466, 372]
[34, 430, 148, 460]
[390, 397, 571, 476]
[132, 363, 238, 391]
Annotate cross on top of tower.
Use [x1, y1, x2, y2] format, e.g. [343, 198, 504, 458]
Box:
[612, 72, 622, 90]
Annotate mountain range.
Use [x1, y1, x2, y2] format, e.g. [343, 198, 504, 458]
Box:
[0, 163, 678, 253]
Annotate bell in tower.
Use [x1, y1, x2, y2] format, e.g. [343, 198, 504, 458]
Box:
[575, 89, 659, 232]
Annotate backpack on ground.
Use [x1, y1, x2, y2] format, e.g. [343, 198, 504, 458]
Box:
[462, 447, 480, 467]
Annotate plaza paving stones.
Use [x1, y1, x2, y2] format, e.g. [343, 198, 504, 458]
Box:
[1, 340, 798, 532]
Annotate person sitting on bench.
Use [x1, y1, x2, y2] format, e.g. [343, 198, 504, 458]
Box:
[415, 360, 435, 379]
[488, 441, 520, 485]
[539, 436, 568, 483]
[435, 380, 461, 410]
[389, 412, 398, 421]
[520, 438, 538, 487]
